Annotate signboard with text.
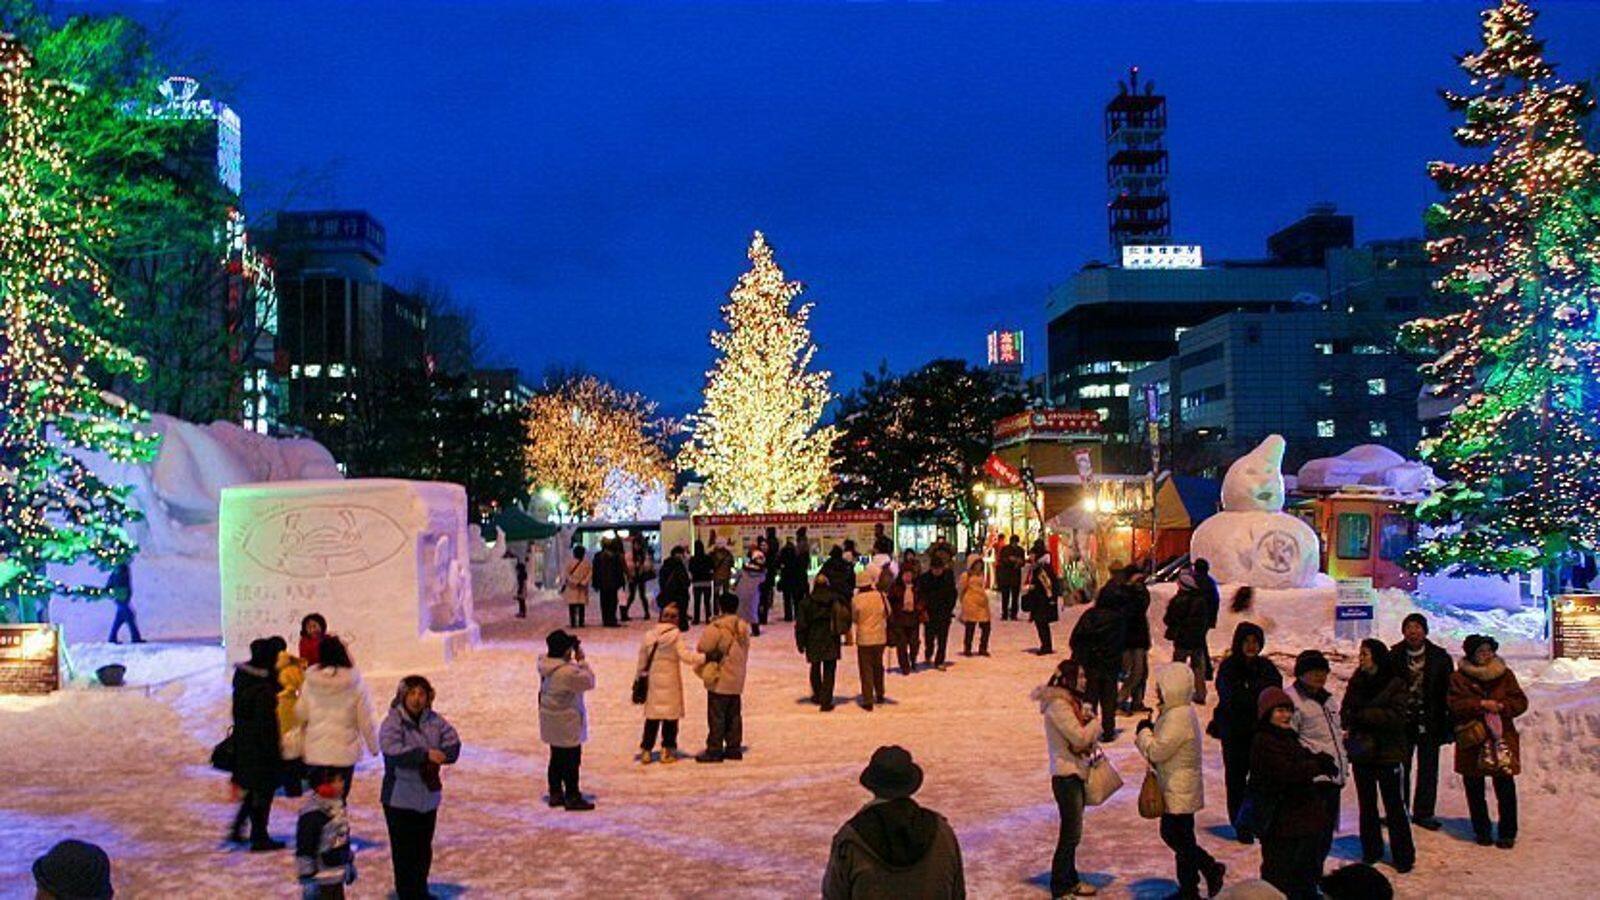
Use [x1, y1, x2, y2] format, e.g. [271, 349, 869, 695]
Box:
[276, 211, 388, 263]
[1334, 577, 1376, 641]
[1553, 594, 1600, 659]
[993, 409, 1102, 442]
[692, 510, 895, 560]
[986, 330, 1025, 367]
[0, 624, 61, 695]
[1122, 244, 1204, 270]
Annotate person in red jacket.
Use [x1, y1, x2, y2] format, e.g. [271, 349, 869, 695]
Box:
[299, 614, 328, 667]
[1447, 634, 1528, 849]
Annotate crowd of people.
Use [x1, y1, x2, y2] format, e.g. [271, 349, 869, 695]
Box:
[31, 530, 1527, 899]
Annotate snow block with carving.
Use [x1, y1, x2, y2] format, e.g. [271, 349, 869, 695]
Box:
[1190, 435, 1321, 589]
[219, 479, 479, 672]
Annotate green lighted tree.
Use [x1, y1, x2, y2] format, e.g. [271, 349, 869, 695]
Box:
[1401, 0, 1600, 575]
[0, 34, 159, 622]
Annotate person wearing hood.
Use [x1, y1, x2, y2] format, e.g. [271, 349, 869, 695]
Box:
[1447, 634, 1527, 848]
[539, 629, 596, 810]
[736, 548, 767, 637]
[1164, 568, 1214, 704]
[273, 638, 309, 798]
[1034, 659, 1102, 898]
[1386, 612, 1453, 831]
[1070, 576, 1127, 743]
[852, 566, 890, 711]
[1210, 622, 1282, 842]
[294, 636, 378, 801]
[696, 593, 752, 763]
[231, 637, 287, 850]
[635, 604, 706, 762]
[1135, 662, 1226, 900]
[1249, 686, 1340, 900]
[1340, 639, 1414, 873]
[1287, 650, 1346, 881]
[797, 573, 846, 711]
[380, 675, 461, 899]
[822, 745, 965, 899]
[33, 839, 115, 900]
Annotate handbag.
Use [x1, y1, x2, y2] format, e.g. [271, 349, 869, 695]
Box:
[1455, 718, 1490, 750]
[210, 729, 236, 773]
[632, 639, 661, 705]
[1137, 768, 1166, 819]
[1083, 749, 1124, 806]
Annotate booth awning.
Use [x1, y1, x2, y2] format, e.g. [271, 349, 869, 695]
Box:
[483, 508, 561, 542]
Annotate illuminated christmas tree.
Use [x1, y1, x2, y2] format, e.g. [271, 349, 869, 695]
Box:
[1401, 0, 1600, 575]
[524, 374, 671, 519]
[0, 34, 158, 622]
[679, 232, 835, 512]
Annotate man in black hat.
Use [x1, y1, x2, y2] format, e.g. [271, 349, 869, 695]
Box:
[33, 838, 114, 899]
[822, 746, 965, 899]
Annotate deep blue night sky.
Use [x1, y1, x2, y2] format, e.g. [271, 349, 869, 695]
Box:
[84, 1, 1600, 414]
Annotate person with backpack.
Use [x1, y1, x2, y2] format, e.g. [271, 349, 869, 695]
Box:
[797, 573, 848, 711]
[958, 556, 992, 657]
[295, 773, 355, 898]
[696, 593, 752, 762]
[1070, 580, 1126, 743]
[851, 567, 890, 711]
[1210, 622, 1282, 842]
[1340, 639, 1415, 873]
[539, 630, 596, 810]
[562, 545, 593, 628]
[379, 676, 461, 900]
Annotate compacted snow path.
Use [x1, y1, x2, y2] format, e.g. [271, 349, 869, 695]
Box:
[2, 589, 1595, 898]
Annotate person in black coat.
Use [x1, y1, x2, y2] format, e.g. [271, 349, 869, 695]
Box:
[1387, 612, 1453, 830]
[1211, 621, 1282, 842]
[1341, 639, 1415, 872]
[796, 575, 845, 710]
[658, 546, 691, 631]
[592, 539, 627, 627]
[688, 540, 716, 625]
[1069, 582, 1125, 742]
[1164, 568, 1215, 703]
[777, 538, 809, 623]
[916, 554, 958, 670]
[1117, 568, 1152, 714]
[996, 535, 1025, 620]
[230, 638, 285, 851]
[1024, 560, 1060, 656]
[1250, 687, 1340, 900]
[821, 546, 856, 601]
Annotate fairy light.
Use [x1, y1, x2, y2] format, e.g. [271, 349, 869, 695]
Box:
[523, 375, 672, 520]
[0, 34, 159, 622]
[1398, 1, 1600, 574]
[678, 231, 835, 513]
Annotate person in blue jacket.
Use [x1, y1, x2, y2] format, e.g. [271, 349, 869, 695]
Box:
[380, 675, 462, 900]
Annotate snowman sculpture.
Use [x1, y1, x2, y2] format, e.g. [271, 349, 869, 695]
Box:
[1188, 435, 1321, 589]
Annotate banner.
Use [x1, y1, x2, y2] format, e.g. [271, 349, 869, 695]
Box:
[993, 409, 1102, 442]
[983, 454, 1022, 487]
[692, 510, 894, 561]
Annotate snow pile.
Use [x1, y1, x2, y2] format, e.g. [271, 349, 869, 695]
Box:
[1295, 444, 1438, 496]
[63, 642, 225, 689]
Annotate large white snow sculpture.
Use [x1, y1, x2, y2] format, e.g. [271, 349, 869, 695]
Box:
[1189, 435, 1321, 589]
[220, 479, 479, 672]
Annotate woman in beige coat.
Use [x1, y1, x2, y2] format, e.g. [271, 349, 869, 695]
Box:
[562, 546, 592, 628]
[958, 556, 991, 657]
[635, 604, 705, 763]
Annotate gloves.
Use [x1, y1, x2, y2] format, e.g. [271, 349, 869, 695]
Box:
[1313, 752, 1339, 777]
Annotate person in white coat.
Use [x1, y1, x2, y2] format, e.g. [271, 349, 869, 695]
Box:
[635, 603, 706, 764]
[294, 636, 378, 800]
[1288, 650, 1346, 885]
[539, 629, 596, 810]
[1035, 659, 1101, 898]
[1135, 662, 1225, 900]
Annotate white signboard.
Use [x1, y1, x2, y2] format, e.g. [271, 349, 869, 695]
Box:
[1334, 576, 1376, 641]
[1122, 244, 1204, 270]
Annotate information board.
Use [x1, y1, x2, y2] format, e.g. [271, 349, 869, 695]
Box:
[1334, 577, 1375, 642]
[0, 624, 62, 695]
[1553, 593, 1600, 659]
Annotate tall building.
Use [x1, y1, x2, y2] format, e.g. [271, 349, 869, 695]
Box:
[1045, 205, 1422, 465]
[1106, 67, 1171, 253]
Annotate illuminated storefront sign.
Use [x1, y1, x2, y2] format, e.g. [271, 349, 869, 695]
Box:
[987, 330, 1025, 367]
[1121, 244, 1204, 270]
[993, 409, 1102, 442]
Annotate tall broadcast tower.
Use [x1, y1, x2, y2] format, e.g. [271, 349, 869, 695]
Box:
[1105, 66, 1171, 255]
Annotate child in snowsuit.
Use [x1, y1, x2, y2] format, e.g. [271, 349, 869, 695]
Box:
[295, 776, 356, 898]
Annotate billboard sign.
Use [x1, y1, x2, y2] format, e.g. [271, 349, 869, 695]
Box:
[986, 330, 1025, 367]
[276, 211, 388, 264]
[1122, 244, 1204, 270]
[993, 409, 1102, 442]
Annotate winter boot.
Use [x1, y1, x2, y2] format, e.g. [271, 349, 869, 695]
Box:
[249, 837, 286, 852]
[635, 751, 654, 765]
[694, 750, 724, 764]
[564, 792, 595, 811]
[1202, 859, 1225, 897]
[660, 749, 679, 764]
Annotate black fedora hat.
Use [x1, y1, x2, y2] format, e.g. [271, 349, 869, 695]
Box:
[859, 745, 924, 799]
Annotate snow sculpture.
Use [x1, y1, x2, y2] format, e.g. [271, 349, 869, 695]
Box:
[219, 479, 479, 672]
[1296, 444, 1438, 497]
[1189, 435, 1321, 589]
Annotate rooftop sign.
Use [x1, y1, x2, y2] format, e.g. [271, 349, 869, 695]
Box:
[1121, 244, 1203, 270]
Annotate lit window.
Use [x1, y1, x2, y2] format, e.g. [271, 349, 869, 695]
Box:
[1367, 378, 1387, 396]
[1369, 420, 1388, 438]
[1113, 383, 1130, 397]
[1095, 407, 1111, 420]
[1314, 342, 1334, 355]
[304, 364, 322, 378]
[328, 363, 346, 378]
[1317, 419, 1336, 438]
[1353, 344, 1385, 355]
[1318, 380, 1334, 397]
[1078, 384, 1112, 399]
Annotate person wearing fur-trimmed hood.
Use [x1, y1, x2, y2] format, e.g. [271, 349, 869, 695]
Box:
[1034, 659, 1102, 898]
[1447, 634, 1527, 849]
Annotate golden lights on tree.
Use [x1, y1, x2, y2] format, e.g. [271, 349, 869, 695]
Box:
[523, 375, 672, 520]
[679, 231, 835, 512]
[0, 34, 159, 621]
[1399, 0, 1600, 573]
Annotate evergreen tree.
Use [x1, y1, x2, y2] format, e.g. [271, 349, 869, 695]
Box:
[1401, 0, 1600, 574]
[679, 232, 834, 512]
[0, 34, 159, 622]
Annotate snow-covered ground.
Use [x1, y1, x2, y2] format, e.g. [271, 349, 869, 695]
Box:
[3, 583, 1597, 898]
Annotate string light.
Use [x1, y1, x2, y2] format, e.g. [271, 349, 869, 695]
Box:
[0, 34, 159, 622]
[678, 231, 835, 513]
[523, 375, 671, 520]
[1398, 0, 1600, 574]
